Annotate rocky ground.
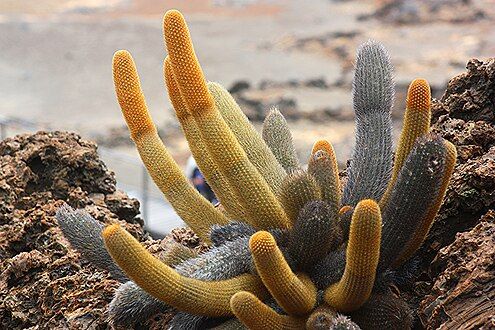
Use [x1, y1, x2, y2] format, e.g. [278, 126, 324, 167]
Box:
[0, 58, 494, 329]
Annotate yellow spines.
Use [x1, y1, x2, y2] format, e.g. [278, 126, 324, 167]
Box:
[249, 231, 317, 315]
[209, 82, 287, 194]
[230, 291, 306, 330]
[164, 57, 246, 220]
[381, 78, 431, 206]
[279, 170, 322, 224]
[324, 199, 382, 312]
[112, 50, 228, 241]
[163, 10, 289, 230]
[112, 50, 156, 140]
[103, 225, 268, 316]
[309, 140, 341, 213]
[394, 140, 457, 266]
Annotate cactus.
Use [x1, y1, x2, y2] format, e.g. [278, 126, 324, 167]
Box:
[324, 200, 382, 312]
[279, 170, 322, 224]
[262, 107, 300, 173]
[58, 9, 457, 329]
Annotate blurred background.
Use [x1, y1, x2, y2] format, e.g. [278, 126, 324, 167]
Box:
[1, 0, 494, 237]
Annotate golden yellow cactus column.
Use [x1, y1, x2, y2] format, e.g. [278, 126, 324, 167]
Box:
[230, 291, 306, 330]
[103, 224, 268, 316]
[163, 57, 246, 220]
[250, 231, 316, 315]
[325, 199, 381, 312]
[112, 50, 228, 240]
[163, 10, 289, 229]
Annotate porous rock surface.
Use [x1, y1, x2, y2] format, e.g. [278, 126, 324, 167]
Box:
[0, 132, 199, 329]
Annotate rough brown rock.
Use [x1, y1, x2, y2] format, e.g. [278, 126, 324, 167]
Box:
[419, 210, 495, 330]
[0, 131, 193, 329]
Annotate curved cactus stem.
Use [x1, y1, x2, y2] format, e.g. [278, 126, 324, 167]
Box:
[230, 291, 306, 330]
[381, 78, 431, 206]
[163, 57, 246, 220]
[208, 82, 287, 194]
[279, 169, 322, 225]
[288, 201, 342, 271]
[309, 140, 341, 215]
[324, 199, 381, 312]
[102, 225, 268, 316]
[262, 107, 300, 173]
[378, 135, 447, 270]
[163, 10, 289, 230]
[249, 231, 316, 315]
[393, 140, 457, 266]
[342, 40, 394, 206]
[112, 50, 228, 241]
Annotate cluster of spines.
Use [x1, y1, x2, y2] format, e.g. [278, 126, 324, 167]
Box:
[56, 8, 458, 330]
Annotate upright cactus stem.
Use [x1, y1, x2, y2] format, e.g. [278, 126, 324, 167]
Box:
[112, 50, 228, 241]
[163, 10, 289, 230]
[262, 107, 300, 173]
[325, 199, 382, 312]
[163, 57, 246, 220]
[381, 78, 431, 206]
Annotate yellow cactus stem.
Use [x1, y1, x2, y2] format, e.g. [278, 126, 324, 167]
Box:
[163, 10, 289, 229]
[230, 291, 307, 330]
[394, 140, 457, 266]
[102, 224, 268, 316]
[309, 139, 341, 212]
[249, 231, 317, 315]
[163, 57, 246, 220]
[279, 170, 322, 225]
[324, 199, 382, 312]
[208, 82, 287, 194]
[112, 50, 228, 241]
[381, 78, 431, 206]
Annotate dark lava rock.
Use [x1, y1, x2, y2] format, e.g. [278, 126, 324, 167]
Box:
[399, 58, 495, 329]
[0, 131, 203, 329]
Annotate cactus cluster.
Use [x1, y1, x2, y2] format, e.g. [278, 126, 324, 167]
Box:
[56, 9, 457, 330]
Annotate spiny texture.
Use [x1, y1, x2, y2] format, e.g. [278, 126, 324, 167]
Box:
[163, 11, 289, 230]
[108, 281, 167, 327]
[325, 200, 382, 312]
[164, 57, 246, 220]
[378, 135, 447, 271]
[393, 140, 457, 266]
[102, 224, 268, 316]
[230, 291, 306, 330]
[262, 107, 300, 173]
[249, 231, 316, 315]
[208, 82, 287, 194]
[308, 141, 341, 214]
[279, 170, 322, 224]
[62, 9, 457, 328]
[349, 292, 412, 330]
[382, 78, 431, 204]
[56, 204, 128, 283]
[288, 201, 342, 271]
[112, 50, 228, 241]
[343, 41, 394, 206]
